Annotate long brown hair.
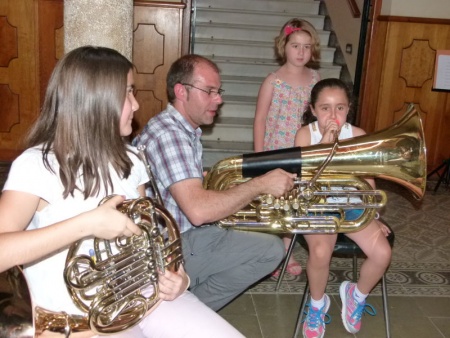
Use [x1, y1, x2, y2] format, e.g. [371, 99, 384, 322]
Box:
[26, 46, 135, 199]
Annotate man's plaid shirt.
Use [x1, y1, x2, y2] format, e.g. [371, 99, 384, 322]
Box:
[133, 104, 204, 233]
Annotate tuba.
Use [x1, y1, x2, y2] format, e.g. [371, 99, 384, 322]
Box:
[204, 103, 427, 234]
[1, 146, 183, 337]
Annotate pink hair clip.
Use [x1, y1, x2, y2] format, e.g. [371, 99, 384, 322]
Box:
[284, 25, 302, 36]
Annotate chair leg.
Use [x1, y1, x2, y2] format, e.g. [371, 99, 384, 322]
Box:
[434, 163, 450, 193]
[293, 281, 310, 338]
[275, 234, 298, 291]
[381, 274, 391, 338]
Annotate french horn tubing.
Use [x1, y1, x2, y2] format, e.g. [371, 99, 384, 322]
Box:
[203, 103, 427, 234]
[62, 195, 182, 335]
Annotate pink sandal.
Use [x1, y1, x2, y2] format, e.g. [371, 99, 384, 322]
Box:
[285, 261, 302, 276]
[271, 261, 302, 277]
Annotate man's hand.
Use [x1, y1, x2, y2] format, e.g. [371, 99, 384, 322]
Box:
[255, 168, 297, 198]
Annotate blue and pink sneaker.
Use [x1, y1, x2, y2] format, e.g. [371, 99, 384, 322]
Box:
[339, 281, 376, 333]
[302, 294, 331, 338]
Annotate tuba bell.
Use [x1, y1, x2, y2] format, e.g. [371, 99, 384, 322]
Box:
[204, 103, 427, 234]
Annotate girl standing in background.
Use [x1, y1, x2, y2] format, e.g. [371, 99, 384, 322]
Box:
[253, 18, 321, 276]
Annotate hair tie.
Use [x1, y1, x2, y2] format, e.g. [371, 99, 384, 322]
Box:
[284, 25, 302, 36]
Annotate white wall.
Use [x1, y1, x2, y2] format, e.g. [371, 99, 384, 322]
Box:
[324, 0, 364, 81]
[381, 0, 450, 19]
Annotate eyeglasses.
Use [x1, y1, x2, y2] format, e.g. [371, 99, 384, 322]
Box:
[181, 83, 225, 98]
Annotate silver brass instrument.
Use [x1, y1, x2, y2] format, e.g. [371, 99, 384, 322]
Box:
[1, 146, 183, 336]
[204, 103, 427, 234]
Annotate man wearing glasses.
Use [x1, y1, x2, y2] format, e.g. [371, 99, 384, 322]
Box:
[134, 54, 296, 311]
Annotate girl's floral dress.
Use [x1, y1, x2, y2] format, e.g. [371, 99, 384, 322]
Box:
[263, 68, 320, 150]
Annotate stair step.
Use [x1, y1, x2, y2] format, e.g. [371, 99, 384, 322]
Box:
[211, 55, 340, 78]
[202, 140, 254, 153]
[218, 99, 257, 119]
[196, 8, 325, 28]
[220, 75, 264, 98]
[219, 64, 341, 99]
[194, 38, 336, 63]
[202, 140, 254, 169]
[192, 0, 347, 168]
[194, 22, 331, 44]
[195, 0, 320, 15]
[201, 117, 254, 143]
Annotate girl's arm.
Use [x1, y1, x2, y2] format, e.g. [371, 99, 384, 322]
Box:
[294, 125, 312, 147]
[138, 184, 146, 197]
[158, 264, 190, 301]
[253, 75, 274, 152]
[351, 125, 366, 138]
[0, 191, 141, 273]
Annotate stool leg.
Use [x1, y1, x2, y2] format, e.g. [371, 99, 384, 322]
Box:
[381, 274, 391, 338]
[293, 281, 309, 338]
[275, 234, 298, 291]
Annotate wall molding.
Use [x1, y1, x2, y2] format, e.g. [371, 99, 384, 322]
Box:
[378, 15, 450, 25]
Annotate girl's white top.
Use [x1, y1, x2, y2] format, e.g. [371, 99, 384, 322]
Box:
[308, 122, 361, 204]
[3, 146, 148, 315]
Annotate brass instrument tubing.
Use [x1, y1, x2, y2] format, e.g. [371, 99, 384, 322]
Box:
[138, 145, 164, 206]
[308, 132, 340, 188]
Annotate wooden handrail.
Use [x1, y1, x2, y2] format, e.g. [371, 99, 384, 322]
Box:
[347, 0, 361, 18]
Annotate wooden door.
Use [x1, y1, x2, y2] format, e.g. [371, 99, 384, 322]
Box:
[0, 0, 63, 161]
[359, 6, 450, 171]
[0, 0, 191, 160]
[132, 1, 189, 138]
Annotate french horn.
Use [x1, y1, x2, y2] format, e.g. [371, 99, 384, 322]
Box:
[61, 195, 182, 335]
[1, 146, 183, 337]
[59, 146, 182, 335]
[204, 103, 427, 234]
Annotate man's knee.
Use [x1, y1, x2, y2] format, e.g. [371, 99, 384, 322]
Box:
[262, 233, 285, 262]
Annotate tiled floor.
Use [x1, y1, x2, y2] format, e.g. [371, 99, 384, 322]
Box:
[219, 291, 450, 338]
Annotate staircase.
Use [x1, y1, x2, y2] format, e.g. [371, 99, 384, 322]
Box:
[191, 0, 343, 168]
